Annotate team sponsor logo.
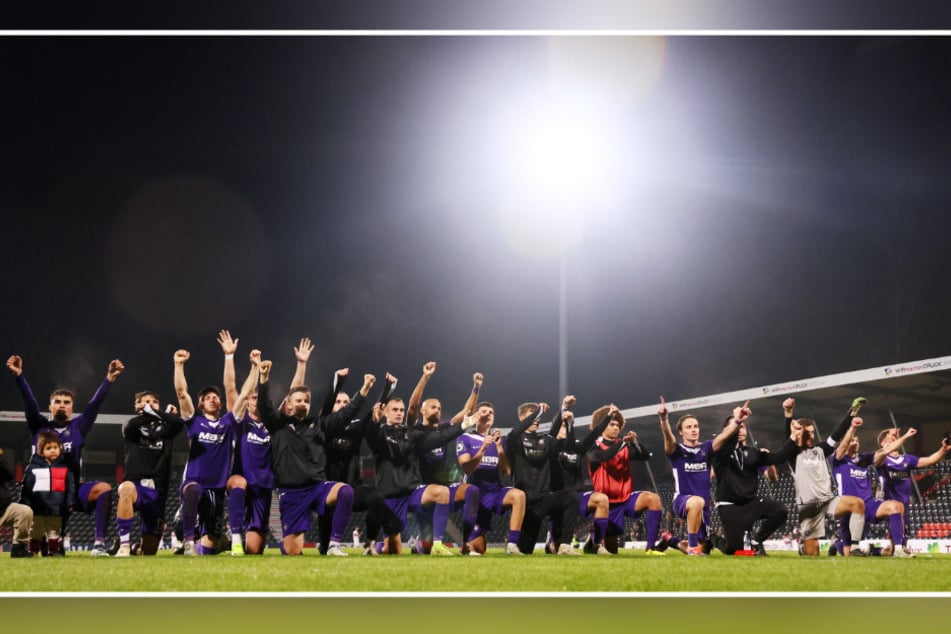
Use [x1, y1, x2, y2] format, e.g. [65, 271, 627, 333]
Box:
[481, 454, 499, 466]
[61, 441, 74, 453]
[684, 462, 708, 472]
[849, 467, 868, 479]
[884, 361, 942, 377]
[198, 431, 226, 444]
[246, 432, 270, 446]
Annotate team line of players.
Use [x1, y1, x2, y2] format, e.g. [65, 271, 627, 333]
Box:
[4, 331, 949, 558]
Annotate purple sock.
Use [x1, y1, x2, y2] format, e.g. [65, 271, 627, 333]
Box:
[329, 485, 353, 542]
[889, 513, 905, 548]
[182, 484, 202, 541]
[228, 487, 246, 536]
[117, 517, 134, 544]
[462, 487, 478, 542]
[95, 490, 112, 543]
[507, 529, 520, 544]
[594, 518, 609, 545]
[433, 501, 451, 541]
[646, 509, 661, 547]
[688, 532, 699, 549]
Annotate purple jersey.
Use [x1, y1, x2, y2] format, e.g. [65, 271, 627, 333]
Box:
[457, 431, 504, 493]
[880, 452, 920, 506]
[15, 374, 113, 484]
[831, 452, 875, 501]
[234, 414, 274, 489]
[667, 439, 714, 501]
[183, 411, 237, 488]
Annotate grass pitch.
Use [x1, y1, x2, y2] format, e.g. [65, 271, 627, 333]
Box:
[3, 547, 951, 593]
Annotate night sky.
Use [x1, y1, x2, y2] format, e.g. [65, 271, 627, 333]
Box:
[2, 34, 950, 428]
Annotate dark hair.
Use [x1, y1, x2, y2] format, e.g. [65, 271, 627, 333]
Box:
[49, 389, 75, 402]
[36, 430, 62, 454]
[384, 396, 404, 406]
[476, 401, 494, 411]
[288, 386, 311, 398]
[134, 390, 159, 402]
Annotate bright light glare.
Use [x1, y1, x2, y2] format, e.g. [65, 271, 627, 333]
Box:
[512, 109, 613, 206]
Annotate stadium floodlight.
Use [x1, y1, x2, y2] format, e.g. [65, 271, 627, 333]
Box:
[487, 36, 668, 395]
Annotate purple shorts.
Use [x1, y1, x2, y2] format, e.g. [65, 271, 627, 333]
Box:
[864, 498, 884, 524]
[76, 481, 101, 513]
[180, 481, 225, 539]
[384, 486, 428, 530]
[245, 485, 273, 533]
[471, 486, 515, 540]
[278, 481, 337, 536]
[604, 492, 645, 534]
[672, 492, 710, 539]
[132, 481, 167, 537]
[579, 491, 595, 516]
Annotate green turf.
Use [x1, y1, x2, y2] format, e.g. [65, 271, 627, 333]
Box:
[3, 548, 951, 592]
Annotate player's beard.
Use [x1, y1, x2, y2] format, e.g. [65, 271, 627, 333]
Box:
[52, 410, 69, 423]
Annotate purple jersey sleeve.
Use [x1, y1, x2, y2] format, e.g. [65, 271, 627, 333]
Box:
[14, 374, 48, 433]
[74, 378, 114, 437]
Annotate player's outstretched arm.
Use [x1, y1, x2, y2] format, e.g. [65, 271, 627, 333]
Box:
[218, 330, 239, 412]
[173, 350, 195, 420]
[290, 337, 313, 390]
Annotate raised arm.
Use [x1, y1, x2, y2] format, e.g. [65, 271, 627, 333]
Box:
[550, 395, 576, 449]
[494, 430, 511, 477]
[912, 433, 951, 469]
[407, 361, 436, 424]
[379, 372, 398, 405]
[320, 368, 348, 417]
[507, 402, 548, 446]
[782, 398, 795, 436]
[256, 360, 285, 433]
[218, 330, 239, 412]
[67, 358, 124, 437]
[174, 350, 195, 420]
[657, 396, 678, 455]
[450, 372, 484, 424]
[712, 401, 750, 452]
[835, 416, 863, 460]
[828, 397, 866, 447]
[7, 355, 48, 428]
[873, 428, 915, 466]
[232, 350, 260, 420]
[323, 373, 375, 437]
[290, 337, 313, 390]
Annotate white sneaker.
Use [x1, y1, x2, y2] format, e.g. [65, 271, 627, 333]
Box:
[505, 542, 523, 556]
[558, 543, 582, 556]
[597, 544, 612, 555]
[326, 543, 349, 557]
[115, 544, 131, 558]
[893, 547, 916, 558]
[183, 541, 197, 557]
